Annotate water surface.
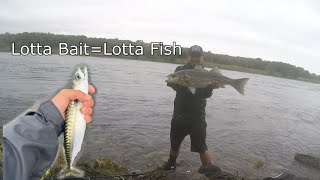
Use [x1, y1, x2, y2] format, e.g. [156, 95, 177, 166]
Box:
[1, 52, 319, 179]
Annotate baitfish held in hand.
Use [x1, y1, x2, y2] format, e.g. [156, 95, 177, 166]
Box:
[59, 66, 89, 178]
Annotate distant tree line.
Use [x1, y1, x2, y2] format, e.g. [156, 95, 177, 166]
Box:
[0, 32, 319, 83]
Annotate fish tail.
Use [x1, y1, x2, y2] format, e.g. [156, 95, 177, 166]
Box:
[231, 78, 249, 95]
[58, 166, 85, 178]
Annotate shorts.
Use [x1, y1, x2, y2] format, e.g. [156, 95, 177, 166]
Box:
[170, 113, 208, 153]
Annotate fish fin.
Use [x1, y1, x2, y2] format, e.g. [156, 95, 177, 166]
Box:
[210, 67, 223, 75]
[194, 65, 205, 71]
[58, 166, 85, 178]
[189, 87, 196, 94]
[231, 78, 249, 95]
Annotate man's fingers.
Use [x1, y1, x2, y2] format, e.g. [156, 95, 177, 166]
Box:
[53, 87, 95, 123]
[81, 107, 92, 115]
[84, 115, 92, 123]
[83, 99, 94, 108]
[210, 81, 219, 89]
[89, 85, 95, 94]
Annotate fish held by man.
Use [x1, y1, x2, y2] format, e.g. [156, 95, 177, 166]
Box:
[166, 65, 249, 95]
[58, 66, 89, 178]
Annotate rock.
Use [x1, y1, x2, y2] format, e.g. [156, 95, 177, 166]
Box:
[294, 153, 320, 170]
[263, 172, 295, 180]
[138, 168, 243, 180]
[0, 143, 3, 178]
[139, 169, 170, 180]
[2, 143, 246, 180]
[198, 164, 221, 175]
[206, 171, 244, 180]
[168, 171, 208, 180]
[77, 158, 128, 176]
[0, 143, 3, 167]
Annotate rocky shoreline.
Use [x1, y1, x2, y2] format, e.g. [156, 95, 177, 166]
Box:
[2, 143, 319, 179]
[42, 147, 244, 180]
[0, 143, 3, 177]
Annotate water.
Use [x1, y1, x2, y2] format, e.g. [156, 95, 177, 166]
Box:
[1, 52, 320, 179]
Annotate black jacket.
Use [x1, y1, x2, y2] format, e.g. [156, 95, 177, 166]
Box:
[167, 63, 214, 116]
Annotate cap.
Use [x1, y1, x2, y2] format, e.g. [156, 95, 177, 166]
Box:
[188, 45, 203, 57]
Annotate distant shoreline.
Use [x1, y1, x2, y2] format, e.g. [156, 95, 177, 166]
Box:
[1, 50, 319, 85]
[1, 32, 319, 84]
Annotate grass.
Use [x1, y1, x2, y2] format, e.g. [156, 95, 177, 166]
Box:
[43, 146, 128, 178]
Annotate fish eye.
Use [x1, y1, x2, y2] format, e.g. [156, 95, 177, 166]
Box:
[75, 74, 81, 80]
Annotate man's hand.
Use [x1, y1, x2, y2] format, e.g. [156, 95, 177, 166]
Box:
[210, 81, 219, 89]
[51, 85, 95, 123]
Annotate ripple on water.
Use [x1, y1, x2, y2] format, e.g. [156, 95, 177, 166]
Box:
[1, 53, 320, 179]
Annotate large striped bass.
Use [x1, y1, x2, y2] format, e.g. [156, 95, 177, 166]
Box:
[59, 66, 89, 177]
[166, 65, 249, 95]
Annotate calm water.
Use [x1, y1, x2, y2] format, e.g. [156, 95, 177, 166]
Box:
[1, 52, 320, 179]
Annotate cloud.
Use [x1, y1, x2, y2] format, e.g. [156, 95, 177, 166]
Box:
[0, 0, 319, 74]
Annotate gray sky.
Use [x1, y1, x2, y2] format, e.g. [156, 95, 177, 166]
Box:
[1, 0, 319, 75]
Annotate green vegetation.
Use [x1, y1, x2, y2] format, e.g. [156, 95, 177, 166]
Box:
[1, 32, 319, 84]
[252, 159, 264, 169]
[43, 146, 128, 178]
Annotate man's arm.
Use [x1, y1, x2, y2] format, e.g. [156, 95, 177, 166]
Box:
[3, 101, 64, 180]
[3, 86, 95, 180]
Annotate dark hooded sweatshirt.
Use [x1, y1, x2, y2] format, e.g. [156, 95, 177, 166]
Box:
[167, 63, 214, 117]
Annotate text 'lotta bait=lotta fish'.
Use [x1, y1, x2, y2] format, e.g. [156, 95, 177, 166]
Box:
[59, 66, 89, 178]
[166, 65, 249, 95]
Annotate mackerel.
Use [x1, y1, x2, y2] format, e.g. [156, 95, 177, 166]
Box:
[60, 66, 89, 177]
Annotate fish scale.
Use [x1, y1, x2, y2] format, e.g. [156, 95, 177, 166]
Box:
[166, 66, 249, 95]
[64, 100, 78, 169]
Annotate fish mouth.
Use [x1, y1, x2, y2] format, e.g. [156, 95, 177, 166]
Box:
[74, 66, 88, 80]
[165, 76, 172, 83]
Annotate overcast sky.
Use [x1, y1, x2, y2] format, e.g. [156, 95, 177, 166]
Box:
[1, 0, 319, 74]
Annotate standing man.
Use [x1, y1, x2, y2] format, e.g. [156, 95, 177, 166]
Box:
[162, 45, 220, 174]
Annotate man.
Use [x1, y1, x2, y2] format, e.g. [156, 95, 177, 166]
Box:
[162, 45, 220, 173]
[3, 85, 95, 180]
